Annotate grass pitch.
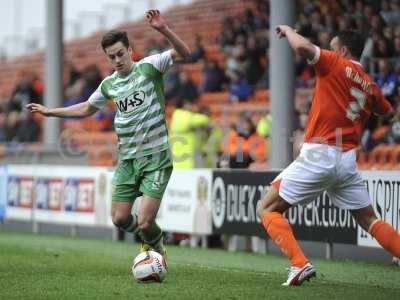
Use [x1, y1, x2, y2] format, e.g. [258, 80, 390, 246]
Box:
[0, 230, 399, 299]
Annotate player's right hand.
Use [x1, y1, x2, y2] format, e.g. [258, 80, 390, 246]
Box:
[26, 103, 50, 116]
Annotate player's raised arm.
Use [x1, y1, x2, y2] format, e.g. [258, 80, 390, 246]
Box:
[276, 25, 316, 61]
[146, 9, 191, 60]
[26, 100, 98, 118]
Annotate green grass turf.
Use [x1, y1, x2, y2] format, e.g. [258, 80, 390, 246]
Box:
[0, 230, 399, 299]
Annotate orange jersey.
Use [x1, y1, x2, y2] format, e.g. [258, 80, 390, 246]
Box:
[304, 47, 392, 150]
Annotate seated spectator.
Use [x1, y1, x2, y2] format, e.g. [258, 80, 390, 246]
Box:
[317, 31, 331, 49]
[16, 112, 40, 142]
[386, 103, 400, 144]
[82, 64, 102, 95]
[176, 72, 198, 103]
[221, 115, 266, 169]
[228, 71, 252, 102]
[225, 37, 247, 78]
[9, 73, 41, 112]
[0, 112, 7, 142]
[295, 54, 315, 88]
[380, 0, 400, 26]
[64, 78, 87, 108]
[373, 37, 394, 58]
[63, 61, 81, 88]
[394, 37, 400, 71]
[245, 35, 265, 86]
[386, 120, 400, 144]
[375, 58, 398, 104]
[219, 27, 235, 55]
[4, 111, 20, 142]
[200, 59, 227, 92]
[164, 65, 181, 101]
[190, 34, 205, 62]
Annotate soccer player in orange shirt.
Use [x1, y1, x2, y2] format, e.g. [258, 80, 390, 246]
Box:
[256, 25, 400, 286]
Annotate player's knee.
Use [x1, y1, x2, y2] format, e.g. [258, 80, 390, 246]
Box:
[256, 201, 264, 218]
[256, 201, 275, 217]
[112, 212, 129, 228]
[138, 219, 153, 232]
[257, 194, 290, 218]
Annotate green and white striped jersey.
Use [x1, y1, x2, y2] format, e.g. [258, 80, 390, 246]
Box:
[88, 50, 173, 160]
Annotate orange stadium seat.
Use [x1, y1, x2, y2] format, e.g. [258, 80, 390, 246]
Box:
[198, 92, 229, 104]
[369, 144, 392, 170]
[356, 148, 369, 170]
[387, 145, 400, 170]
[254, 89, 269, 102]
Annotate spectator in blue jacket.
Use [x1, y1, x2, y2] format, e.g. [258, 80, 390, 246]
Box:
[375, 58, 398, 104]
[228, 71, 252, 102]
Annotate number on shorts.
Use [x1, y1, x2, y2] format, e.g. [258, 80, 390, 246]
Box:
[346, 87, 367, 122]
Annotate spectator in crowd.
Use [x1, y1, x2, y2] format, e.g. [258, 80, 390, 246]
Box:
[164, 65, 181, 101]
[256, 111, 272, 140]
[221, 114, 266, 169]
[200, 107, 224, 168]
[380, 0, 400, 26]
[219, 27, 236, 55]
[9, 73, 42, 112]
[228, 71, 252, 102]
[200, 59, 227, 93]
[225, 36, 247, 79]
[375, 58, 398, 104]
[4, 111, 20, 142]
[245, 35, 265, 86]
[15, 112, 40, 142]
[393, 35, 400, 70]
[82, 64, 102, 95]
[374, 37, 394, 58]
[317, 31, 331, 49]
[176, 72, 198, 103]
[170, 99, 209, 169]
[64, 78, 87, 107]
[295, 53, 315, 88]
[64, 61, 81, 88]
[190, 34, 205, 62]
[0, 112, 7, 142]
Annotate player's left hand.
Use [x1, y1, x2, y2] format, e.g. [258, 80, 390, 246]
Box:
[146, 10, 168, 31]
[276, 25, 294, 39]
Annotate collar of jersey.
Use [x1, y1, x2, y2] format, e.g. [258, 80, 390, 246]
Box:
[350, 60, 362, 67]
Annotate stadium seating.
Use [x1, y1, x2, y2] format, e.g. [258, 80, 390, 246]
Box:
[1, 0, 398, 169]
[357, 144, 400, 170]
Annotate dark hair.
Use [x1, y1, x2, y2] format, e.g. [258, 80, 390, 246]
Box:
[336, 30, 365, 59]
[101, 30, 130, 51]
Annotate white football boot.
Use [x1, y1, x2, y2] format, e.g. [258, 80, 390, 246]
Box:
[282, 262, 316, 286]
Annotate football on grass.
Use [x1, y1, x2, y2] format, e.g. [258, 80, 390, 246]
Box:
[132, 250, 167, 283]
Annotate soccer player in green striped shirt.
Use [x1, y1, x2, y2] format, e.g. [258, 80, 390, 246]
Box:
[27, 10, 190, 260]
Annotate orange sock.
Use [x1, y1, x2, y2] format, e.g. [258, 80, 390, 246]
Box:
[369, 220, 400, 257]
[262, 212, 308, 267]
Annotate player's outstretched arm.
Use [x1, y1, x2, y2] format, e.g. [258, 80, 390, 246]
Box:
[276, 25, 316, 61]
[146, 9, 190, 60]
[26, 100, 98, 118]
